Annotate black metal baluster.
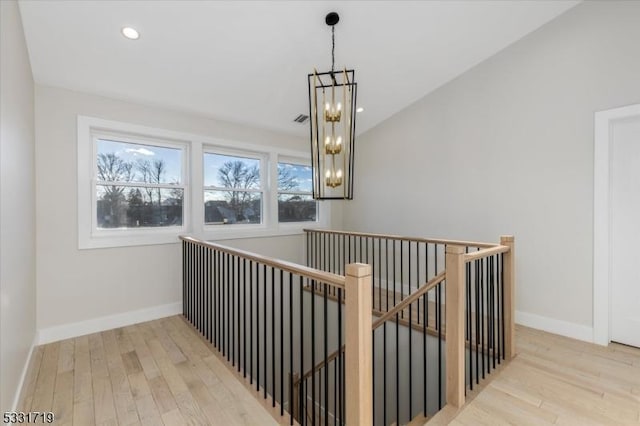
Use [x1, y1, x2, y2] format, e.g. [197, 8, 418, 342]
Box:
[289, 273, 294, 425]
[256, 262, 260, 392]
[340, 287, 345, 426]
[500, 253, 505, 361]
[437, 282, 442, 410]
[422, 291, 427, 417]
[425, 243, 429, 329]
[264, 264, 268, 399]
[378, 238, 382, 312]
[400, 240, 404, 318]
[480, 257, 485, 379]
[311, 277, 316, 425]
[394, 239, 399, 425]
[182, 242, 186, 320]
[237, 255, 241, 372]
[272, 267, 276, 406]
[299, 275, 305, 425]
[475, 257, 480, 385]
[231, 254, 235, 365]
[324, 282, 328, 426]
[489, 256, 496, 370]
[209, 248, 213, 343]
[241, 258, 246, 375]
[466, 247, 472, 391]
[383, 321, 387, 426]
[223, 252, 227, 358]
[250, 260, 253, 384]
[280, 269, 284, 415]
[408, 241, 413, 420]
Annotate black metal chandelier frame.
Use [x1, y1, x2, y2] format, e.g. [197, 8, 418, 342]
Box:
[307, 12, 358, 200]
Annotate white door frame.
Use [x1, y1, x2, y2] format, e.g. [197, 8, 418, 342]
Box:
[593, 103, 640, 346]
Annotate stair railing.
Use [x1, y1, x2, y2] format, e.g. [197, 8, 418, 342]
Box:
[182, 231, 515, 425]
[302, 230, 515, 425]
[180, 236, 373, 426]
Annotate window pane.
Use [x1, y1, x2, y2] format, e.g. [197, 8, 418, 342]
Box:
[204, 153, 261, 189]
[204, 190, 262, 224]
[97, 185, 183, 228]
[97, 139, 182, 184]
[278, 162, 312, 192]
[278, 194, 317, 222]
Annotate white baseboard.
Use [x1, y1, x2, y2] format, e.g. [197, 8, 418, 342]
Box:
[11, 334, 38, 411]
[516, 310, 593, 343]
[37, 302, 182, 345]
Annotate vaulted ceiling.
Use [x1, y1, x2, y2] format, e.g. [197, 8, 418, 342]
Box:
[18, 1, 579, 136]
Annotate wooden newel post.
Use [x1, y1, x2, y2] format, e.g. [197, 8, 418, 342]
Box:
[345, 263, 373, 426]
[500, 235, 516, 359]
[445, 245, 466, 408]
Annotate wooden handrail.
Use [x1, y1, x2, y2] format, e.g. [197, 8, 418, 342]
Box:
[463, 245, 510, 263]
[304, 228, 499, 248]
[372, 271, 446, 330]
[180, 236, 346, 289]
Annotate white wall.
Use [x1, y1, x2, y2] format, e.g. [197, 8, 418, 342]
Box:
[35, 86, 315, 340]
[343, 1, 640, 341]
[0, 0, 37, 411]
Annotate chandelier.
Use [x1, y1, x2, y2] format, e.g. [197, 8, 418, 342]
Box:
[308, 12, 357, 200]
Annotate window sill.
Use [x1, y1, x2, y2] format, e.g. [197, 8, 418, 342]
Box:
[79, 229, 184, 249]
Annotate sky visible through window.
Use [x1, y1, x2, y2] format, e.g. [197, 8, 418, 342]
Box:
[278, 162, 312, 193]
[96, 139, 182, 183]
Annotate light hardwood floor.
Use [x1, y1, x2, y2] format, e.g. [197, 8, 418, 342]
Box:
[19, 319, 640, 425]
[18, 315, 280, 426]
[431, 325, 640, 425]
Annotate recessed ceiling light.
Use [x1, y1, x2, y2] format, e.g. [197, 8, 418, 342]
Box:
[356, 107, 364, 113]
[121, 27, 140, 40]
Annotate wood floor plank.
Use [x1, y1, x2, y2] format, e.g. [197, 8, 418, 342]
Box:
[134, 393, 163, 426]
[148, 376, 178, 414]
[127, 372, 151, 400]
[160, 408, 187, 426]
[102, 329, 140, 426]
[58, 338, 75, 374]
[51, 370, 74, 426]
[31, 342, 60, 412]
[115, 327, 135, 355]
[173, 390, 210, 426]
[93, 375, 118, 426]
[17, 345, 44, 412]
[148, 318, 187, 364]
[125, 324, 160, 380]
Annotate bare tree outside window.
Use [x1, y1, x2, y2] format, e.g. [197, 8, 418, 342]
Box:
[96, 139, 183, 229]
[277, 162, 317, 223]
[204, 154, 263, 225]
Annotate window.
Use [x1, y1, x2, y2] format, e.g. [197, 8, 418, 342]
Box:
[96, 138, 184, 229]
[203, 152, 263, 225]
[78, 116, 329, 249]
[277, 162, 316, 222]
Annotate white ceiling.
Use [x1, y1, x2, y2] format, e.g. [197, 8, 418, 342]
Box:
[18, 0, 579, 137]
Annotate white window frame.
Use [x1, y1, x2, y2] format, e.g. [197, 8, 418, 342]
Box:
[78, 117, 190, 249]
[78, 115, 329, 249]
[276, 156, 319, 226]
[202, 147, 267, 227]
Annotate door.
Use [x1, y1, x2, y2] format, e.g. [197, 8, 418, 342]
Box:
[610, 115, 640, 348]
